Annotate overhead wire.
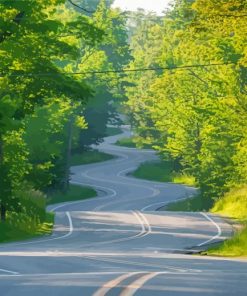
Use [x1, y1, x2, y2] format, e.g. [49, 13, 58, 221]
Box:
[67, 0, 96, 14]
[0, 62, 236, 78]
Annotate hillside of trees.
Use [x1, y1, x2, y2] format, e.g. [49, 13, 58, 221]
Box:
[124, 0, 247, 205]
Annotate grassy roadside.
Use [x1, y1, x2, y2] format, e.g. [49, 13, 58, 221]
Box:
[115, 137, 136, 148]
[47, 184, 97, 205]
[115, 137, 153, 149]
[131, 159, 247, 257]
[206, 187, 247, 257]
[164, 185, 247, 257]
[166, 195, 213, 212]
[0, 185, 97, 244]
[0, 212, 54, 243]
[70, 149, 114, 166]
[106, 126, 122, 136]
[132, 161, 196, 186]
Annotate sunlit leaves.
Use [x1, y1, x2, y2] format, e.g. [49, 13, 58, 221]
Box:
[124, 0, 247, 199]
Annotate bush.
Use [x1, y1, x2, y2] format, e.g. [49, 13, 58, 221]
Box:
[15, 188, 46, 222]
[212, 186, 247, 220]
[207, 186, 247, 256]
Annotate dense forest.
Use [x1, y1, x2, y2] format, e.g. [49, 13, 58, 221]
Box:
[0, 0, 247, 249]
[0, 0, 130, 236]
[124, 1, 247, 205]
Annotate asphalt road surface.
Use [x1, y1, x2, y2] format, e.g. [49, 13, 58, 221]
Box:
[0, 130, 246, 296]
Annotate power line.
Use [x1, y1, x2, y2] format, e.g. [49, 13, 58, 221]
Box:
[67, 0, 96, 14]
[1, 62, 236, 78]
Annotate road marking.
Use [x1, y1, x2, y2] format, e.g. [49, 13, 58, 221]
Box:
[197, 212, 222, 247]
[76, 211, 152, 248]
[133, 211, 146, 235]
[119, 272, 160, 296]
[80, 162, 161, 211]
[0, 268, 19, 275]
[94, 270, 196, 296]
[117, 167, 137, 177]
[93, 272, 142, 296]
[83, 173, 159, 198]
[137, 212, 152, 234]
[64, 211, 73, 238]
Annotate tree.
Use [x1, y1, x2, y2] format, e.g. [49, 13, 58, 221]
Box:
[123, 0, 247, 202]
[0, 0, 102, 220]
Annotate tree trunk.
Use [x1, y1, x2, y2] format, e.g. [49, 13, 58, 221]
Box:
[0, 137, 6, 221]
[0, 205, 6, 222]
[62, 116, 73, 193]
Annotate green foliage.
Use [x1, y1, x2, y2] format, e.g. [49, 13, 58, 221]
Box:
[212, 186, 247, 221]
[124, 0, 247, 203]
[47, 184, 97, 205]
[207, 186, 247, 257]
[0, 212, 54, 243]
[0, 0, 103, 218]
[172, 173, 196, 187]
[16, 188, 47, 222]
[73, 1, 130, 152]
[207, 224, 247, 257]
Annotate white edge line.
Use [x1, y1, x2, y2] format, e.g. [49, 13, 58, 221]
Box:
[64, 212, 73, 237]
[138, 212, 151, 234]
[0, 268, 19, 275]
[197, 212, 222, 247]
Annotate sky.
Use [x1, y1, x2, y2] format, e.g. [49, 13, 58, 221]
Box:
[112, 0, 173, 15]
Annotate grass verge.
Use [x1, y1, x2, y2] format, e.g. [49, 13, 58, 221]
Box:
[47, 184, 97, 205]
[132, 161, 196, 186]
[106, 126, 122, 136]
[0, 212, 54, 243]
[206, 187, 247, 257]
[166, 195, 213, 212]
[70, 149, 114, 166]
[115, 137, 153, 149]
[115, 137, 137, 148]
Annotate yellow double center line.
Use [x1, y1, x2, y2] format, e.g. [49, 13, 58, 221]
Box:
[93, 272, 161, 296]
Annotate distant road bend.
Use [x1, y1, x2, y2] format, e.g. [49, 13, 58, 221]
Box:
[0, 129, 247, 296]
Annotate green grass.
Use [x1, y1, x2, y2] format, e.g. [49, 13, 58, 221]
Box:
[115, 137, 137, 148]
[0, 212, 54, 243]
[206, 186, 247, 257]
[166, 194, 213, 212]
[47, 184, 97, 205]
[212, 187, 247, 220]
[173, 173, 196, 186]
[206, 224, 247, 257]
[132, 161, 196, 185]
[115, 137, 153, 149]
[0, 184, 97, 244]
[70, 149, 114, 166]
[106, 126, 122, 136]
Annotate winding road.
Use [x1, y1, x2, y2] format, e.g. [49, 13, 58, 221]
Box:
[0, 129, 247, 295]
